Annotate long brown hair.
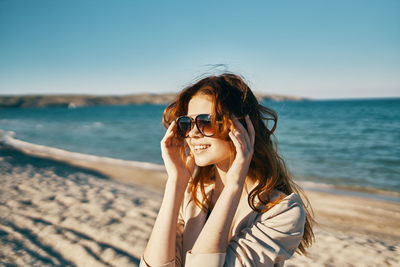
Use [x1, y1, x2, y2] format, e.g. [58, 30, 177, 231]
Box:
[163, 73, 314, 255]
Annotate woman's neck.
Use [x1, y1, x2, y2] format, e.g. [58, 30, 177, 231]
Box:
[213, 163, 255, 202]
[214, 162, 229, 190]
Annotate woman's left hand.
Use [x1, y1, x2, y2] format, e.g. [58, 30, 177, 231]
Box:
[226, 115, 255, 189]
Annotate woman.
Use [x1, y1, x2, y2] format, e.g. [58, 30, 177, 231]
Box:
[140, 73, 314, 267]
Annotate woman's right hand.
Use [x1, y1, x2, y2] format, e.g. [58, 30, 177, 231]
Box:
[160, 121, 195, 183]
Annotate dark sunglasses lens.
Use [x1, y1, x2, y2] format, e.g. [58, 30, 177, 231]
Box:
[196, 114, 214, 136]
[177, 117, 192, 137]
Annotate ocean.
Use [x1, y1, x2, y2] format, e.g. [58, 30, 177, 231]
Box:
[1, 98, 399, 195]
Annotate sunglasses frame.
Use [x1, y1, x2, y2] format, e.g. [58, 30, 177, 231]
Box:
[176, 114, 217, 138]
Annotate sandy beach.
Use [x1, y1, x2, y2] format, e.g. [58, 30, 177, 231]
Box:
[1, 145, 399, 266]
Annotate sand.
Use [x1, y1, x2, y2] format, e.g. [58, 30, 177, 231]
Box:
[1, 145, 399, 266]
[286, 190, 400, 266]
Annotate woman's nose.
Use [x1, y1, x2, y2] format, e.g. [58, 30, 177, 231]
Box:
[187, 124, 201, 138]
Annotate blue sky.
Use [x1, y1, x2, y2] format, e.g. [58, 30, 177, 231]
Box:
[0, 0, 399, 99]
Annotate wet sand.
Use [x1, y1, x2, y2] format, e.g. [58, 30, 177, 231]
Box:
[1, 145, 399, 266]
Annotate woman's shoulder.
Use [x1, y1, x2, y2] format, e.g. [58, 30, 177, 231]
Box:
[258, 190, 306, 228]
[274, 190, 304, 207]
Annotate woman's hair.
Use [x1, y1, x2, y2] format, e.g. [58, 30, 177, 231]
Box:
[163, 73, 314, 255]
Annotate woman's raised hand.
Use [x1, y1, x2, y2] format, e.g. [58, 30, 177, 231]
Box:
[227, 115, 255, 188]
[161, 121, 195, 183]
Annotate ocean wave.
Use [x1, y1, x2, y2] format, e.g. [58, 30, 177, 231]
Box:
[82, 121, 104, 129]
[0, 129, 165, 172]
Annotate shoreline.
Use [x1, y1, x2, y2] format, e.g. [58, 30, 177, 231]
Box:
[298, 180, 400, 203]
[0, 130, 167, 192]
[1, 129, 399, 203]
[3, 129, 400, 204]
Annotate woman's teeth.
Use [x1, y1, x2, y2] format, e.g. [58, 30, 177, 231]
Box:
[194, 145, 211, 153]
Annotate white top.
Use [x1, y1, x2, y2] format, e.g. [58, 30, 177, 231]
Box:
[140, 185, 306, 267]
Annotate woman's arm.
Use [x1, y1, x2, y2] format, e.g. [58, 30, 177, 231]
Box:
[191, 184, 243, 254]
[143, 178, 187, 266]
[191, 116, 255, 254]
[143, 121, 194, 266]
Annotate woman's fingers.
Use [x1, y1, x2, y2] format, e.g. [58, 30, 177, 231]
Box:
[231, 117, 251, 151]
[161, 121, 178, 145]
[165, 121, 176, 137]
[229, 131, 243, 156]
[162, 122, 173, 139]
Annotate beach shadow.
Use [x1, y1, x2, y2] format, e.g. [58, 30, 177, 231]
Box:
[26, 215, 139, 266]
[0, 220, 76, 266]
[0, 144, 108, 180]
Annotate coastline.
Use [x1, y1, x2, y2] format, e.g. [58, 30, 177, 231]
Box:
[1, 138, 399, 266]
[0, 93, 307, 108]
[1, 129, 399, 203]
[0, 130, 167, 192]
[297, 180, 400, 203]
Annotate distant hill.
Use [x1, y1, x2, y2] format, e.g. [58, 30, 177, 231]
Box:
[0, 93, 307, 108]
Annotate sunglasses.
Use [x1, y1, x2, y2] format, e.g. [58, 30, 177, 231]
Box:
[176, 114, 218, 138]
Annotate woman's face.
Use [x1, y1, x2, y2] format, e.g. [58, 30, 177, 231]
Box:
[186, 94, 232, 169]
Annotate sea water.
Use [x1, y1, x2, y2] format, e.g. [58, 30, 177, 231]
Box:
[1, 98, 399, 194]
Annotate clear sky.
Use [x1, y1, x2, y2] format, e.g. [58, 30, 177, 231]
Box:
[0, 0, 399, 99]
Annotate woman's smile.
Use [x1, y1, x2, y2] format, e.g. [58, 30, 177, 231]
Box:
[192, 144, 211, 154]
